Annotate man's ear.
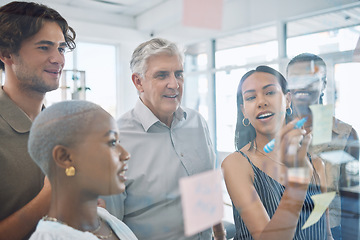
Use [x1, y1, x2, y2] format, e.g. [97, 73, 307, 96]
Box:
[321, 78, 327, 93]
[52, 145, 73, 170]
[132, 73, 144, 93]
[0, 50, 13, 66]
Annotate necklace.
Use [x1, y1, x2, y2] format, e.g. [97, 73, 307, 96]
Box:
[253, 142, 286, 167]
[253, 141, 288, 184]
[42, 216, 113, 239]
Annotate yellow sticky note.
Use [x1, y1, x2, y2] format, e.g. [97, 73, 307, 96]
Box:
[302, 191, 336, 229]
[309, 104, 334, 145]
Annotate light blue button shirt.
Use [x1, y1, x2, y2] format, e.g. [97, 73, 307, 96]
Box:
[104, 99, 215, 240]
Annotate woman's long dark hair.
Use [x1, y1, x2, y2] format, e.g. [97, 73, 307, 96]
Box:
[235, 65, 289, 151]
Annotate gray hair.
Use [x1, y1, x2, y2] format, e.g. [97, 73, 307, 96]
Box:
[28, 100, 103, 176]
[130, 38, 184, 78]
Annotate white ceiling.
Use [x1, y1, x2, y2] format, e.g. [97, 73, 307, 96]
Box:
[2, 0, 360, 48]
[45, 0, 166, 16]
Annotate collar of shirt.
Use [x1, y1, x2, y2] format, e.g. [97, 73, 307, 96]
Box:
[134, 98, 187, 132]
[332, 116, 352, 136]
[0, 87, 32, 133]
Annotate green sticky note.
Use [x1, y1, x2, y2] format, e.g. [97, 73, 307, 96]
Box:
[309, 104, 333, 145]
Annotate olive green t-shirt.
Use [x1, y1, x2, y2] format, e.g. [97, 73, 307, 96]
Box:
[0, 88, 44, 238]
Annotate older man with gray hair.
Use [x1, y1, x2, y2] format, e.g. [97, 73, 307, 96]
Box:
[104, 38, 226, 240]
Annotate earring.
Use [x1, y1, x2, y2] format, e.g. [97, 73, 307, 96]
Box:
[319, 93, 324, 104]
[286, 107, 293, 116]
[65, 166, 75, 176]
[242, 118, 250, 127]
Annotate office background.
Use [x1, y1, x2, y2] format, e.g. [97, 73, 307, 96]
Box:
[1, 0, 359, 233]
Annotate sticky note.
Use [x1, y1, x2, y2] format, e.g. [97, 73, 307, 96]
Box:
[319, 150, 356, 165]
[180, 169, 224, 236]
[309, 104, 334, 145]
[288, 74, 322, 90]
[302, 191, 336, 229]
[183, 0, 223, 29]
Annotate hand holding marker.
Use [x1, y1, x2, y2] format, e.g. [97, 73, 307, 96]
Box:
[263, 117, 308, 153]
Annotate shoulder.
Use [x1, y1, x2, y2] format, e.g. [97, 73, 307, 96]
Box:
[97, 207, 138, 240]
[117, 109, 141, 130]
[311, 155, 325, 173]
[182, 107, 205, 121]
[180, 107, 210, 131]
[222, 144, 251, 166]
[98, 206, 124, 225]
[350, 127, 359, 140]
[117, 108, 135, 123]
[98, 207, 127, 230]
[30, 220, 96, 240]
[221, 151, 256, 208]
[222, 150, 252, 175]
[333, 117, 355, 136]
[0, 90, 31, 133]
[310, 155, 327, 189]
[222, 151, 243, 166]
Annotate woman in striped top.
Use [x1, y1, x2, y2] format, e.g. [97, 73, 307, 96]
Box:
[222, 66, 332, 240]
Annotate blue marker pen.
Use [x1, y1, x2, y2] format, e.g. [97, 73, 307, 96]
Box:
[263, 117, 308, 153]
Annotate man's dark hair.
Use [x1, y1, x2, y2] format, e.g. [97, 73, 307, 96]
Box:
[0, 1, 76, 70]
[286, 52, 327, 78]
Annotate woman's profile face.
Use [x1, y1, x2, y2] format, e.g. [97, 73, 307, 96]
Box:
[70, 110, 130, 196]
[241, 71, 290, 136]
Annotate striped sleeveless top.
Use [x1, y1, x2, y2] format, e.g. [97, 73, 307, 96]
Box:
[233, 151, 326, 240]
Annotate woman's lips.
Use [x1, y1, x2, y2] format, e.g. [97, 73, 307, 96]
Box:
[256, 112, 274, 119]
[118, 165, 128, 181]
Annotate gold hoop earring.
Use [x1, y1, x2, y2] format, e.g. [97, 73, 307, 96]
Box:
[286, 107, 293, 116]
[242, 118, 250, 127]
[65, 166, 75, 176]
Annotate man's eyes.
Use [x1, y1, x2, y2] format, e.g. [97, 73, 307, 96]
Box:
[156, 72, 184, 79]
[175, 72, 184, 78]
[156, 73, 168, 79]
[38, 45, 67, 54]
[58, 47, 67, 54]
